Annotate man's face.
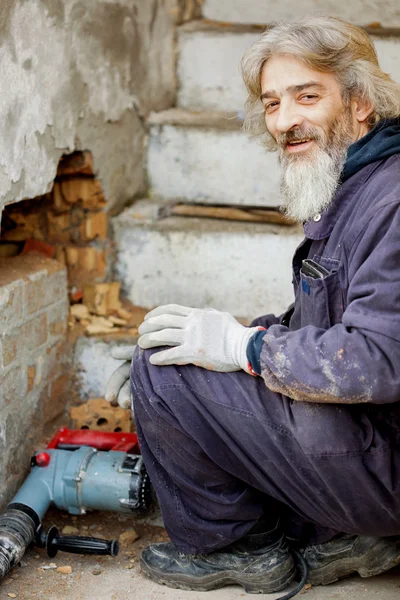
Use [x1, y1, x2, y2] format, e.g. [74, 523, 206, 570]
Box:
[260, 55, 359, 222]
[260, 54, 356, 157]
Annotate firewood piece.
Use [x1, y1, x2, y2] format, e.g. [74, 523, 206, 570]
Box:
[83, 283, 121, 316]
[170, 204, 296, 226]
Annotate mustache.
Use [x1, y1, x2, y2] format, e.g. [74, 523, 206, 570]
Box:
[276, 127, 324, 147]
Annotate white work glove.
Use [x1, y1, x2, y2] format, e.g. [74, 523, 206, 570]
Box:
[105, 346, 136, 409]
[138, 304, 262, 373]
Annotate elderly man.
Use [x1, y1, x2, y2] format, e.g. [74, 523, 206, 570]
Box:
[106, 14, 400, 598]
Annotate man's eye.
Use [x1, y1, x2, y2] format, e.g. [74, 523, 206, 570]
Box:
[300, 95, 318, 102]
[264, 102, 279, 112]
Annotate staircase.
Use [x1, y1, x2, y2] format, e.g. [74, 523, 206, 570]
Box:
[112, 2, 400, 320]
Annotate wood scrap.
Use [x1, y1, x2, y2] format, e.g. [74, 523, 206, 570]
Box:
[68, 281, 147, 337]
[169, 203, 296, 226]
[83, 283, 121, 316]
[85, 315, 114, 336]
[70, 304, 90, 320]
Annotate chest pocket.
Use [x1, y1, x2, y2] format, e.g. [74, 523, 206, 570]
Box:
[298, 255, 344, 330]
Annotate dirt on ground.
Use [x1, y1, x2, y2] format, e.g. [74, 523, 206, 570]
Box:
[0, 506, 168, 600]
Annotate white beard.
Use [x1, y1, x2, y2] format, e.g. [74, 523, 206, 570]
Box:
[279, 147, 347, 223]
[274, 110, 354, 223]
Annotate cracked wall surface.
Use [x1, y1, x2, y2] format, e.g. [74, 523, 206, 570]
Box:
[0, 0, 178, 217]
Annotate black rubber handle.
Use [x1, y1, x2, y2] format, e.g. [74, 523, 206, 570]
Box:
[44, 526, 119, 558]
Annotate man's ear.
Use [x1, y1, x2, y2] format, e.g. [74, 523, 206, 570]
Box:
[352, 96, 374, 124]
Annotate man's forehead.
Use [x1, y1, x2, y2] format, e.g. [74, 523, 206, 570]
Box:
[260, 55, 335, 98]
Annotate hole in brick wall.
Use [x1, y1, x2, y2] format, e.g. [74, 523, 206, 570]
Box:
[97, 418, 108, 426]
[0, 151, 110, 298]
[1, 150, 145, 338]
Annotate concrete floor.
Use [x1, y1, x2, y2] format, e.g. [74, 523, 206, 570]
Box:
[3, 508, 400, 600]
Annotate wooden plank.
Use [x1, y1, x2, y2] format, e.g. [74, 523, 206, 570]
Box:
[169, 203, 296, 226]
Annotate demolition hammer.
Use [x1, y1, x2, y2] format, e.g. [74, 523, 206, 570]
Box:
[0, 428, 152, 580]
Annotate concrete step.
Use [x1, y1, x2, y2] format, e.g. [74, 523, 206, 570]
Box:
[202, 0, 400, 28]
[178, 22, 400, 112]
[148, 109, 281, 207]
[112, 201, 303, 319]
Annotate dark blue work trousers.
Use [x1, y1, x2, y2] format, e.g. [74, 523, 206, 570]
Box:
[131, 346, 400, 555]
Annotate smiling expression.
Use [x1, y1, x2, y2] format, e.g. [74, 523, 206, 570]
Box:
[260, 54, 369, 157]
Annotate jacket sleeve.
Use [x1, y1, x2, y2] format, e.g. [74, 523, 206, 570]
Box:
[255, 199, 400, 404]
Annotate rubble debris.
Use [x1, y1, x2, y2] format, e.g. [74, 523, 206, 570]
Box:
[56, 566, 72, 574]
[61, 526, 79, 535]
[83, 283, 121, 316]
[70, 304, 90, 320]
[119, 528, 140, 547]
[68, 284, 144, 338]
[85, 315, 115, 335]
[21, 239, 56, 258]
[69, 398, 131, 432]
[40, 563, 57, 570]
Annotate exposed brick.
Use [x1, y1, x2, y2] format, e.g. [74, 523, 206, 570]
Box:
[48, 300, 69, 339]
[25, 313, 48, 350]
[44, 374, 70, 422]
[0, 366, 27, 408]
[0, 281, 24, 334]
[1, 205, 46, 242]
[27, 365, 36, 392]
[52, 178, 106, 212]
[2, 401, 40, 479]
[56, 151, 94, 177]
[81, 211, 108, 242]
[41, 339, 73, 386]
[0, 254, 64, 286]
[25, 268, 68, 316]
[46, 207, 108, 244]
[64, 245, 108, 286]
[1, 332, 18, 366]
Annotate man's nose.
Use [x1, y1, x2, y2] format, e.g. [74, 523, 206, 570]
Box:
[275, 101, 304, 133]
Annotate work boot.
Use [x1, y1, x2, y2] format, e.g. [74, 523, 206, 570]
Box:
[140, 521, 296, 594]
[302, 533, 400, 585]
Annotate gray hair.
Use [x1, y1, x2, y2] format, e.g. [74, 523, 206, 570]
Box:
[241, 14, 400, 148]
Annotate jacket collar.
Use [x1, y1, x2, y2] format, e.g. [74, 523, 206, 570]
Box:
[303, 117, 400, 240]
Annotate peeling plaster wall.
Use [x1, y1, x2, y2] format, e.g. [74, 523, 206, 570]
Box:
[0, 0, 178, 216]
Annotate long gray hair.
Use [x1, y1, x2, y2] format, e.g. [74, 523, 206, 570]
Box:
[241, 14, 400, 149]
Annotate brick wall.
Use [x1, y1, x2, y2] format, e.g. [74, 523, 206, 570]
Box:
[0, 254, 69, 507]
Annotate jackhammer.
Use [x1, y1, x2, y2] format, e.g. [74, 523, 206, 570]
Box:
[0, 428, 152, 580]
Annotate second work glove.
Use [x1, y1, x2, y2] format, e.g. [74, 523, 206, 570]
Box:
[138, 304, 263, 374]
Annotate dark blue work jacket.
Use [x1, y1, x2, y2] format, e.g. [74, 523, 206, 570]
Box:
[252, 131, 400, 405]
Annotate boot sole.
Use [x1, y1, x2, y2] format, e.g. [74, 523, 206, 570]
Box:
[140, 556, 296, 594]
[308, 539, 400, 586]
